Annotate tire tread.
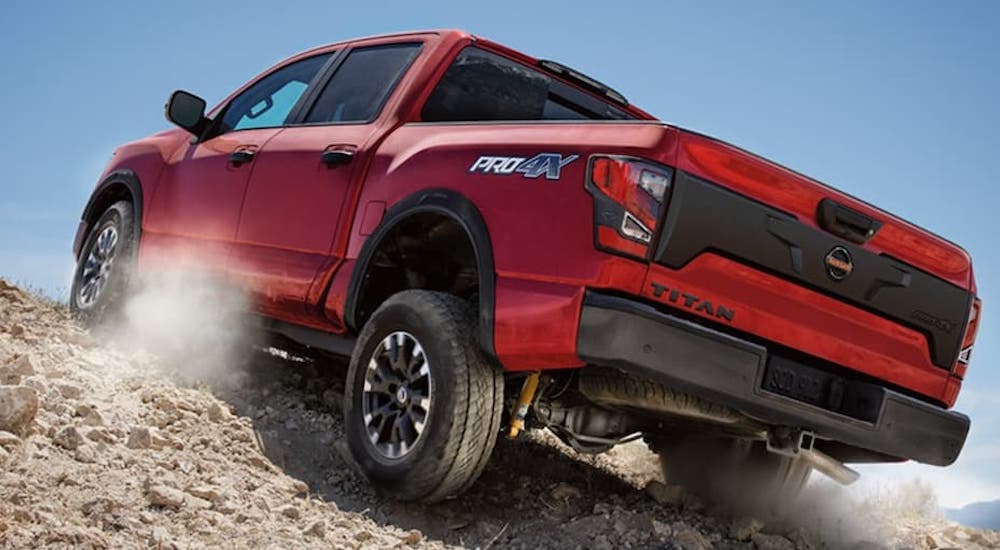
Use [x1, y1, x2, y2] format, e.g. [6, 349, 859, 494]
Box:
[346, 290, 503, 502]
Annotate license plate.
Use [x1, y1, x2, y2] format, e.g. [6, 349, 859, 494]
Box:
[762, 359, 830, 406]
[760, 356, 883, 423]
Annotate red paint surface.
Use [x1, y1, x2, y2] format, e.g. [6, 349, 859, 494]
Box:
[493, 277, 586, 370]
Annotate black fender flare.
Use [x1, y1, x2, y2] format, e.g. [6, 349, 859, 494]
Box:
[344, 188, 497, 359]
[77, 170, 144, 258]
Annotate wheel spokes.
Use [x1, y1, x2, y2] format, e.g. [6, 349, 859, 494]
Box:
[76, 224, 120, 308]
[360, 331, 433, 459]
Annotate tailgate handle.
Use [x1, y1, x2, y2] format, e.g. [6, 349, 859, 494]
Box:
[816, 198, 881, 244]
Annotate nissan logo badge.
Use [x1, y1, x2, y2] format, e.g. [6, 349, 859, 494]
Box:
[825, 246, 854, 281]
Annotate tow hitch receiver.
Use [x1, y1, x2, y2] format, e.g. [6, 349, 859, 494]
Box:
[767, 428, 860, 486]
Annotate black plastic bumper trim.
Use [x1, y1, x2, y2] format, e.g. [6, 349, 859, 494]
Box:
[576, 291, 970, 466]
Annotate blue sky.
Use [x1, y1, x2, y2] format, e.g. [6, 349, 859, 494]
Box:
[1, 1, 996, 506]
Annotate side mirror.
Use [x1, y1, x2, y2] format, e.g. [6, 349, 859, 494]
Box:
[165, 90, 209, 136]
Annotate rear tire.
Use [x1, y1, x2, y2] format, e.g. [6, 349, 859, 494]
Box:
[344, 290, 503, 502]
[69, 201, 137, 325]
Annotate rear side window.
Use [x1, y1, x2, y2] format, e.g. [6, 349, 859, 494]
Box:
[305, 43, 421, 123]
[422, 48, 632, 122]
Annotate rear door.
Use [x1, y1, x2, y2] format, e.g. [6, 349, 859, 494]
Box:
[232, 42, 423, 321]
[143, 52, 333, 271]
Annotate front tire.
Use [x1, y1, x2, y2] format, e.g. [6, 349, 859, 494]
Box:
[344, 290, 503, 502]
[69, 201, 137, 324]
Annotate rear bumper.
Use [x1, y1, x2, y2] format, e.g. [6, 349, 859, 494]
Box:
[576, 292, 969, 466]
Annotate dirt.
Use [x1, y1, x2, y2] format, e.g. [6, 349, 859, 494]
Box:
[0, 277, 998, 549]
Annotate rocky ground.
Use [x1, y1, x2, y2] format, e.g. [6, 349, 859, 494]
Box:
[1, 277, 998, 549]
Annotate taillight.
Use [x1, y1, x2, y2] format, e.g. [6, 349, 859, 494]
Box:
[954, 298, 982, 378]
[587, 156, 673, 259]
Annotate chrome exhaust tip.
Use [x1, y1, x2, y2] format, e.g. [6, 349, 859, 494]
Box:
[766, 427, 860, 486]
[800, 447, 861, 486]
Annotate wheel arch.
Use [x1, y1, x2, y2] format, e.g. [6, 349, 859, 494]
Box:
[76, 170, 143, 259]
[344, 188, 496, 359]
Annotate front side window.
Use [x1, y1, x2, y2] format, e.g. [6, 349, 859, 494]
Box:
[304, 43, 421, 124]
[221, 53, 332, 132]
[422, 48, 633, 122]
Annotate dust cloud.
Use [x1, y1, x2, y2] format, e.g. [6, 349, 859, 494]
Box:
[105, 267, 257, 388]
[780, 477, 945, 547]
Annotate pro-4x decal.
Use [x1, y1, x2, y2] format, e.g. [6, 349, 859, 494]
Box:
[469, 153, 579, 180]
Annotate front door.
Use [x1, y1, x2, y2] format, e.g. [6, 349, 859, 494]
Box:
[142, 52, 334, 274]
[232, 42, 423, 321]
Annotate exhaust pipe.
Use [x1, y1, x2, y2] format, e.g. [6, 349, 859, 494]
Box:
[800, 447, 860, 486]
[766, 428, 860, 486]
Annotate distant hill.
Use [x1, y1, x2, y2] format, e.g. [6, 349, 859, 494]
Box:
[946, 500, 1000, 531]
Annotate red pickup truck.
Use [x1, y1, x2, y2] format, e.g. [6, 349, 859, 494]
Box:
[70, 29, 980, 503]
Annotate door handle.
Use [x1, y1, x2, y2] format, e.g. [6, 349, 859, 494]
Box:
[321, 149, 354, 168]
[230, 149, 256, 166]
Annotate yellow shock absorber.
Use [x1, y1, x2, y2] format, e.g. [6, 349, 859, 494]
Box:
[508, 372, 541, 439]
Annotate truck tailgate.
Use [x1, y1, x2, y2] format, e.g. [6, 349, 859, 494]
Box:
[649, 128, 976, 401]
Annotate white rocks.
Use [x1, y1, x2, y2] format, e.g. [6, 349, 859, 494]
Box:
[550, 482, 583, 500]
[54, 426, 86, 450]
[0, 430, 21, 447]
[81, 407, 106, 427]
[81, 497, 120, 516]
[86, 427, 116, 444]
[126, 427, 153, 449]
[126, 426, 169, 450]
[304, 520, 326, 538]
[56, 383, 83, 400]
[751, 532, 796, 550]
[207, 402, 231, 422]
[671, 525, 709, 550]
[147, 485, 187, 510]
[214, 500, 238, 516]
[288, 479, 309, 497]
[277, 504, 300, 520]
[652, 519, 672, 538]
[0, 385, 39, 435]
[0, 355, 36, 385]
[185, 486, 221, 502]
[187, 495, 212, 510]
[246, 454, 274, 472]
[645, 480, 686, 507]
[154, 396, 177, 413]
[74, 445, 98, 464]
[730, 516, 764, 542]
[399, 529, 423, 546]
[969, 530, 996, 547]
[19, 375, 48, 394]
[58, 331, 93, 348]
